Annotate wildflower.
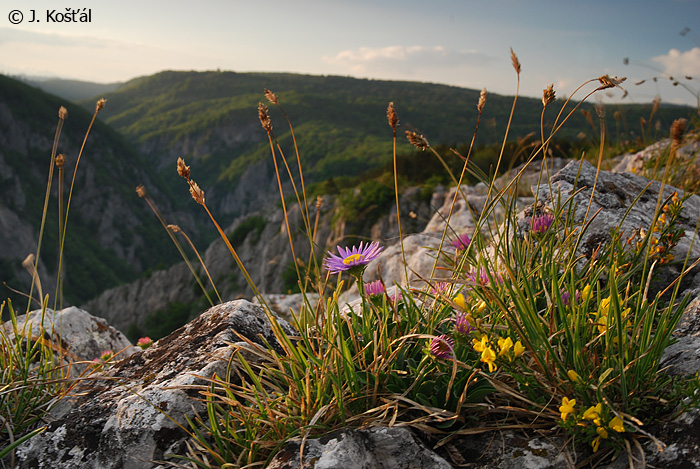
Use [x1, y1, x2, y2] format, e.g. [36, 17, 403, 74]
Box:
[609, 416, 625, 433]
[365, 280, 386, 297]
[480, 346, 498, 372]
[567, 370, 580, 382]
[560, 290, 571, 306]
[100, 350, 114, 362]
[430, 335, 455, 360]
[389, 290, 402, 305]
[454, 293, 466, 309]
[591, 436, 602, 453]
[581, 284, 592, 302]
[582, 403, 603, 426]
[513, 340, 525, 358]
[453, 312, 474, 335]
[529, 213, 555, 235]
[498, 337, 513, 357]
[137, 337, 153, 350]
[324, 241, 383, 275]
[451, 233, 471, 251]
[472, 335, 489, 352]
[596, 426, 609, 439]
[475, 300, 487, 314]
[559, 397, 576, 421]
[466, 268, 500, 286]
[432, 282, 452, 295]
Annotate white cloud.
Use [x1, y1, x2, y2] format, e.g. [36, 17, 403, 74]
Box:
[652, 47, 700, 78]
[322, 45, 493, 78]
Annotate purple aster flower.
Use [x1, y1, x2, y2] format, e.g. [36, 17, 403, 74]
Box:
[389, 290, 402, 304]
[560, 288, 581, 306]
[365, 280, 386, 296]
[430, 335, 455, 360]
[453, 312, 474, 335]
[451, 233, 472, 251]
[432, 282, 452, 295]
[324, 241, 383, 275]
[466, 268, 501, 286]
[530, 213, 555, 235]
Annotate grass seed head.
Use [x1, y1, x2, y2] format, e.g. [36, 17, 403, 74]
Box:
[258, 102, 272, 132]
[596, 75, 626, 90]
[510, 48, 521, 75]
[478, 88, 487, 113]
[177, 157, 191, 179]
[55, 153, 66, 167]
[264, 89, 278, 104]
[136, 185, 147, 198]
[58, 106, 68, 120]
[189, 181, 205, 205]
[387, 102, 399, 130]
[542, 84, 555, 108]
[671, 118, 687, 146]
[406, 130, 429, 150]
[95, 98, 106, 112]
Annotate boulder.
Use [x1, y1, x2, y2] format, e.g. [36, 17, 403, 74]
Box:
[15, 300, 295, 469]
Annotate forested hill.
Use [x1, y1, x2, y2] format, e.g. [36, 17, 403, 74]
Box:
[84, 70, 694, 216]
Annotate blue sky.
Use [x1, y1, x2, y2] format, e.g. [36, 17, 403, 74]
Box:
[2, 0, 699, 106]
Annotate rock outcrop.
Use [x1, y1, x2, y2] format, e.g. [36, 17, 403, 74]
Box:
[14, 300, 294, 469]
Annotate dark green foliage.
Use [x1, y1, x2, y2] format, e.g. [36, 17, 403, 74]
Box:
[227, 216, 267, 248]
[337, 179, 394, 225]
[142, 301, 196, 340]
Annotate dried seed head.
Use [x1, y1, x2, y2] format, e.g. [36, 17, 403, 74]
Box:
[635, 80, 646, 86]
[670, 118, 687, 146]
[95, 98, 106, 112]
[55, 153, 66, 167]
[387, 102, 399, 130]
[316, 195, 323, 209]
[58, 106, 68, 120]
[177, 157, 191, 179]
[542, 84, 555, 108]
[189, 181, 205, 205]
[167, 224, 181, 233]
[477, 88, 487, 113]
[264, 89, 278, 104]
[510, 48, 521, 75]
[136, 185, 147, 198]
[596, 75, 626, 90]
[258, 102, 272, 132]
[405, 130, 429, 151]
[652, 96, 660, 115]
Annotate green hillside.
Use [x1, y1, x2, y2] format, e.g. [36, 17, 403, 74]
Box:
[0, 74, 186, 306]
[89, 70, 695, 196]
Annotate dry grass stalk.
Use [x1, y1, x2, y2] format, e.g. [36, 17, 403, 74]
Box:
[22, 254, 43, 303]
[477, 88, 487, 113]
[542, 84, 555, 108]
[405, 131, 429, 150]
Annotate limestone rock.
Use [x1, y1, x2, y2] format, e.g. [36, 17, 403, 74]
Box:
[267, 426, 452, 469]
[16, 300, 295, 469]
[3, 306, 137, 376]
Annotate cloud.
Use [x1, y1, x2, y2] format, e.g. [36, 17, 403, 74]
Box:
[652, 47, 700, 78]
[322, 45, 493, 78]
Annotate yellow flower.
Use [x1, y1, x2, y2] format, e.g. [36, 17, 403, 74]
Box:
[472, 335, 488, 353]
[581, 284, 592, 302]
[475, 300, 487, 314]
[597, 315, 608, 334]
[498, 337, 513, 357]
[480, 346, 497, 372]
[454, 293, 466, 309]
[582, 403, 602, 422]
[609, 416, 625, 433]
[559, 397, 576, 421]
[591, 436, 601, 453]
[567, 370, 580, 382]
[513, 340, 525, 358]
[596, 426, 609, 439]
[599, 297, 611, 316]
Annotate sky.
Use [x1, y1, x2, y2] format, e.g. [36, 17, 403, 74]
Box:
[2, 0, 700, 106]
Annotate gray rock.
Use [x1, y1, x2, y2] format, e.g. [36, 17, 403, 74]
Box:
[267, 426, 452, 469]
[3, 306, 137, 376]
[16, 300, 295, 469]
